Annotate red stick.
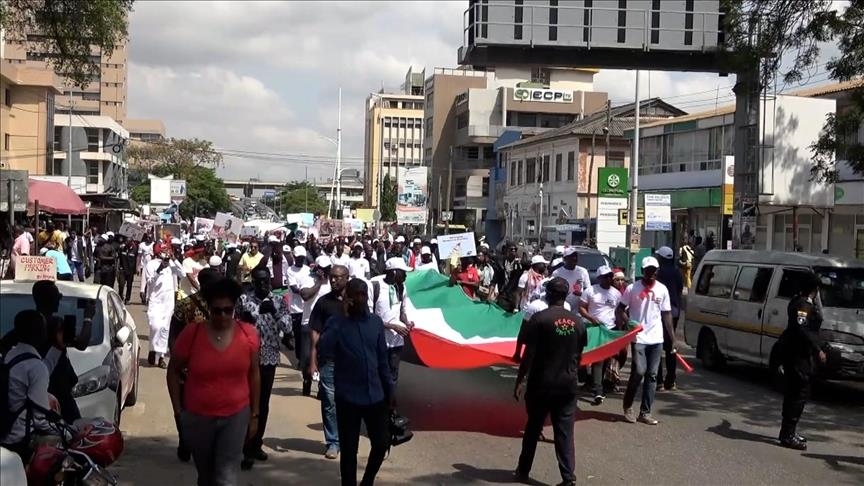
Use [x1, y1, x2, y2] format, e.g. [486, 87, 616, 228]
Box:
[676, 353, 694, 373]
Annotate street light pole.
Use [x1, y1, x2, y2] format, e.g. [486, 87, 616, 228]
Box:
[336, 87, 343, 218]
[626, 71, 642, 280]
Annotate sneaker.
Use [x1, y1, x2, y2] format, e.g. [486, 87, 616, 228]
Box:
[324, 445, 339, 459]
[623, 408, 637, 423]
[779, 436, 807, 450]
[158, 357, 168, 369]
[592, 395, 604, 406]
[795, 433, 807, 443]
[638, 414, 659, 425]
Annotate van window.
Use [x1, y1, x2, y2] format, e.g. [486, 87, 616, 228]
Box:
[777, 269, 813, 299]
[695, 264, 738, 298]
[814, 267, 864, 309]
[734, 267, 774, 303]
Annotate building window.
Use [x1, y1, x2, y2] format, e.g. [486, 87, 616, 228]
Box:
[510, 160, 517, 186]
[466, 146, 479, 159]
[517, 160, 523, 185]
[86, 160, 99, 184]
[53, 126, 63, 151]
[85, 128, 99, 152]
[455, 177, 467, 197]
[555, 153, 563, 181]
[526, 157, 537, 184]
[542, 155, 550, 182]
[457, 113, 468, 129]
[3, 88, 10, 107]
[3, 133, 9, 150]
[607, 152, 626, 168]
[531, 67, 551, 85]
[567, 151, 575, 181]
[482, 176, 490, 197]
[51, 160, 63, 176]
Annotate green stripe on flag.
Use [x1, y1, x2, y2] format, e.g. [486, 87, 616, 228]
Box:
[405, 271, 523, 340]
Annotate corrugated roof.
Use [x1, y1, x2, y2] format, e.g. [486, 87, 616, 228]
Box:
[788, 78, 863, 97]
[500, 98, 686, 150]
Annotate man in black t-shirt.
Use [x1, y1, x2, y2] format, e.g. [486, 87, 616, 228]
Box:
[513, 277, 587, 486]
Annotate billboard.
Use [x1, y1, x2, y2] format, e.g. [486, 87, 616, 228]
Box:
[396, 167, 428, 225]
[597, 167, 628, 198]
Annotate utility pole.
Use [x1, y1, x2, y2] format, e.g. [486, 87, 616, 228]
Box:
[436, 175, 442, 232]
[336, 87, 343, 219]
[445, 146, 453, 234]
[377, 113, 385, 210]
[626, 71, 641, 280]
[305, 166, 309, 213]
[67, 89, 74, 227]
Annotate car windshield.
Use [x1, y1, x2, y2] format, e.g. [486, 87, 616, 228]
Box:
[0, 294, 104, 346]
[577, 253, 611, 272]
[814, 267, 864, 309]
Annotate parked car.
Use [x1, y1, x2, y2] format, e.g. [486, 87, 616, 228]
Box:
[0, 282, 141, 424]
[542, 245, 613, 285]
[685, 250, 864, 380]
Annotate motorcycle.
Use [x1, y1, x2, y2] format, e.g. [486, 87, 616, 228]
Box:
[27, 414, 123, 486]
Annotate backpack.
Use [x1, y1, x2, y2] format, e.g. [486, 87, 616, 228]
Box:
[0, 352, 40, 439]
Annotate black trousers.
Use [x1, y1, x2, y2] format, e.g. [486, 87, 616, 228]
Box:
[99, 269, 115, 288]
[517, 391, 577, 483]
[591, 359, 612, 397]
[175, 377, 187, 453]
[117, 271, 135, 302]
[388, 346, 403, 386]
[336, 399, 390, 486]
[780, 370, 811, 439]
[245, 364, 277, 456]
[657, 317, 679, 388]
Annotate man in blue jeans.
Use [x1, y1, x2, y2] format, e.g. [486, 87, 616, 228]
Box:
[616, 256, 677, 425]
[308, 264, 349, 460]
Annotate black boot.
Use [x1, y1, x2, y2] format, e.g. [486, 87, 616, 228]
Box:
[779, 422, 807, 450]
[147, 351, 156, 366]
[302, 379, 312, 397]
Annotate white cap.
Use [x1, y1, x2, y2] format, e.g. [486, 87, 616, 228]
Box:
[613, 270, 626, 279]
[656, 246, 674, 259]
[225, 242, 237, 249]
[430, 238, 437, 244]
[531, 255, 548, 265]
[354, 241, 363, 248]
[315, 255, 332, 268]
[555, 245, 565, 255]
[171, 238, 182, 245]
[596, 265, 613, 278]
[283, 244, 292, 253]
[385, 257, 410, 271]
[479, 242, 490, 249]
[106, 231, 114, 237]
[293, 246, 307, 257]
[420, 246, 432, 255]
[208, 255, 222, 267]
[642, 256, 660, 269]
[195, 234, 206, 242]
[412, 237, 422, 244]
[395, 235, 406, 243]
[268, 235, 279, 243]
[39, 247, 49, 255]
[563, 247, 578, 257]
[551, 257, 563, 267]
[100, 234, 110, 241]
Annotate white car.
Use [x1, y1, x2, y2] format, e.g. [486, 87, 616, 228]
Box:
[0, 282, 140, 425]
[1, 447, 26, 485]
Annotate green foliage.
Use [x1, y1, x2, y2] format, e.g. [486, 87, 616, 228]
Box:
[0, 0, 134, 88]
[723, 0, 864, 180]
[278, 181, 328, 216]
[126, 137, 230, 218]
[380, 173, 397, 221]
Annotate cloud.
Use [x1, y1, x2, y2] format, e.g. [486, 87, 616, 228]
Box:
[595, 70, 738, 114]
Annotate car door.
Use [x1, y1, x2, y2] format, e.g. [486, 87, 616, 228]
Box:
[726, 266, 775, 364]
[106, 292, 133, 399]
[690, 263, 739, 355]
[760, 266, 812, 366]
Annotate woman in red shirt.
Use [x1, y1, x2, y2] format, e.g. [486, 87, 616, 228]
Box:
[450, 256, 481, 299]
[167, 277, 261, 486]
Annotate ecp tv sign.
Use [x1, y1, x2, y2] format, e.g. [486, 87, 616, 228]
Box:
[513, 88, 574, 103]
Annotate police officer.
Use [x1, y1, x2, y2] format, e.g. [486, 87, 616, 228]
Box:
[776, 272, 826, 450]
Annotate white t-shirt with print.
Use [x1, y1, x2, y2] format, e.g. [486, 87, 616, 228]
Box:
[580, 284, 622, 329]
[348, 257, 371, 279]
[370, 275, 407, 348]
[300, 275, 331, 327]
[552, 265, 592, 309]
[523, 299, 571, 321]
[286, 265, 310, 314]
[180, 257, 204, 296]
[621, 280, 671, 345]
[330, 253, 351, 268]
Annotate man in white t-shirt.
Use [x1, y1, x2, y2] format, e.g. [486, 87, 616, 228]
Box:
[330, 241, 351, 268]
[415, 246, 439, 272]
[347, 242, 371, 280]
[517, 255, 549, 311]
[616, 256, 675, 425]
[297, 254, 330, 397]
[551, 247, 592, 310]
[579, 265, 622, 404]
[179, 250, 204, 297]
[370, 257, 415, 387]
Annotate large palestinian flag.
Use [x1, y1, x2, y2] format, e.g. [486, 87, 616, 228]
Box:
[404, 270, 642, 370]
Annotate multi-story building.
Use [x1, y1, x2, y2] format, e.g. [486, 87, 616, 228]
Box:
[631, 80, 863, 259]
[363, 74, 424, 208]
[126, 118, 166, 143]
[2, 34, 128, 124]
[0, 63, 61, 173]
[493, 98, 685, 247]
[423, 65, 607, 229]
[36, 114, 130, 197]
[314, 169, 365, 212]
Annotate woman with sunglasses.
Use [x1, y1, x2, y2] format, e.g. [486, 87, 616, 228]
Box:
[167, 277, 261, 486]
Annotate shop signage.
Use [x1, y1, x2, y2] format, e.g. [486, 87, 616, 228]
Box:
[513, 88, 573, 103]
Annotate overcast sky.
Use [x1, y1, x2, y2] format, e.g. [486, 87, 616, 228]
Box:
[126, 1, 841, 182]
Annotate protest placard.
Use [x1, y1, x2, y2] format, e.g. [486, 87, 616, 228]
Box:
[14, 255, 56, 281]
[118, 221, 146, 241]
[194, 217, 215, 235]
[436, 232, 477, 260]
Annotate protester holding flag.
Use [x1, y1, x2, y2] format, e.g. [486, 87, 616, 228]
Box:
[579, 266, 622, 405]
[516, 255, 548, 311]
[513, 277, 586, 486]
[449, 256, 481, 299]
[552, 247, 592, 309]
[616, 256, 676, 425]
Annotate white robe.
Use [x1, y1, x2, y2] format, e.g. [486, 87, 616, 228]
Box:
[146, 259, 185, 354]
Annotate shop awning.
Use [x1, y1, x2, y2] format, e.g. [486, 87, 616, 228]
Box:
[28, 179, 87, 215]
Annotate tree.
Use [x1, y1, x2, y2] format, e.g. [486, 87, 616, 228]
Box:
[126, 137, 230, 219]
[278, 181, 328, 216]
[380, 174, 397, 221]
[723, 0, 864, 180]
[0, 0, 134, 87]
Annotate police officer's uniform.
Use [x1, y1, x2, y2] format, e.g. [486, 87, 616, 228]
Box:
[777, 293, 824, 449]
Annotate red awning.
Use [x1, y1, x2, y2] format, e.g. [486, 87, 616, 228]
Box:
[28, 179, 87, 215]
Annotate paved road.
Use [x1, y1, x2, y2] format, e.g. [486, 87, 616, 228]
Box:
[115, 298, 864, 485]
